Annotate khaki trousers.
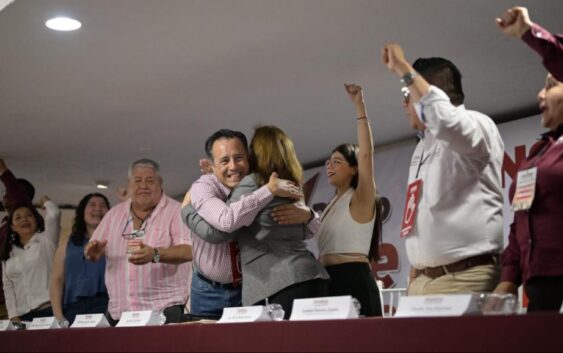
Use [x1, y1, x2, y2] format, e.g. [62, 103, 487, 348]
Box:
[408, 264, 500, 296]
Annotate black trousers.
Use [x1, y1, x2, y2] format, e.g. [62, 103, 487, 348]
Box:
[255, 278, 330, 320]
[525, 276, 563, 312]
[326, 262, 382, 317]
[105, 304, 185, 326]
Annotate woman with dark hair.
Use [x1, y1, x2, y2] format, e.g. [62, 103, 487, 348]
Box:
[50, 193, 110, 325]
[1, 196, 61, 322]
[493, 73, 563, 311]
[184, 125, 330, 319]
[315, 84, 383, 317]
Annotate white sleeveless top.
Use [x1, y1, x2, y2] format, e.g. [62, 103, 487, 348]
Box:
[315, 188, 375, 256]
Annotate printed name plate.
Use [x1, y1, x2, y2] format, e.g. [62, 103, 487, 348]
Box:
[0, 320, 15, 331]
[28, 317, 61, 330]
[394, 294, 479, 317]
[218, 306, 271, 323]
[116, 311, 161, 327]
[71, 313, 110, 328]
[289, 295, 359, 321]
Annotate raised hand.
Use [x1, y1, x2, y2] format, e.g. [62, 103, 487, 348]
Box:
[381, 43, 410, 76]
[345, 84, 364, 106]
[199, 159, 214, 175]
[496, 7, 532, 38]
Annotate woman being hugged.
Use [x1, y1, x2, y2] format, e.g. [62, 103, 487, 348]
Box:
[1, 196, 61, 322]
[50, 193, 110, 325]
[315, 84, 383, 316]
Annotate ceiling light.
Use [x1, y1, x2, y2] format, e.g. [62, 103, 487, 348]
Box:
[95, 181, 109, 190]
[45, 17, 82, 31]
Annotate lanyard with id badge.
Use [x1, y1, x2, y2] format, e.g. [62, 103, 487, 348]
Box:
[511, 167, 537, 211]
[400, 148, 429, 238]
[511, 139, 554, 212]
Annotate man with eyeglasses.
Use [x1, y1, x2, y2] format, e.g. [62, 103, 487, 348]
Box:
[382, 44, 505, 296]
[0, 158, 37, 320]
[85, 158, 192, 325]
[181, 129, 318, 318]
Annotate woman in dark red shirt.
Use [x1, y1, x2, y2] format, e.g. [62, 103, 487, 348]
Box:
[494, 73, 563, 311]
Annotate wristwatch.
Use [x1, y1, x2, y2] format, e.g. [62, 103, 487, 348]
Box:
[400, 71, 417, 87]
[152, 248, 160, 263]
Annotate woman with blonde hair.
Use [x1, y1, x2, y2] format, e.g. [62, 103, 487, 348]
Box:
[185, 125, 329, 319]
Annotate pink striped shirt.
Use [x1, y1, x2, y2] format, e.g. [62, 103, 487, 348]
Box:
[190, 174, 273, 283]
[91, 194, 192, 320]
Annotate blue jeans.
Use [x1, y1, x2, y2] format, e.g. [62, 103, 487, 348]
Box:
[190, 271, 241, 317]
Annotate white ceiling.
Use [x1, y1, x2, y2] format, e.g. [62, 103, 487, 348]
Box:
[1, 0, 561, 207]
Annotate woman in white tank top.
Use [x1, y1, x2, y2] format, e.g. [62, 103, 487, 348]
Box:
[315, 84, 383, 316]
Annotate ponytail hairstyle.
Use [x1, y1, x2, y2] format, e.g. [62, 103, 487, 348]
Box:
[333, 143, 381, 261]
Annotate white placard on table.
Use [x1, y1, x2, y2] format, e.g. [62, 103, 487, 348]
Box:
[218, 306, 272, 323]
[394, 294, 479, 317]
[71, 313, 110, 328]
[28, 317, 61, 330]
[289, 295, 359, 321]
[0, 320, 15, 331]
[116, 311, 162, 327]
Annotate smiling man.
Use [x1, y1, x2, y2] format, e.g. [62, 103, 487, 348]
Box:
[185, 129, 316, 318]
[84, 158, 193, 325]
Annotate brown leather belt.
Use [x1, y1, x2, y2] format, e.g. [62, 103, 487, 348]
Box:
[417, 253, 499, 279]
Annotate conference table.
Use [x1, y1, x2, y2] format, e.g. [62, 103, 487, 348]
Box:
[1, 313, 562, 352]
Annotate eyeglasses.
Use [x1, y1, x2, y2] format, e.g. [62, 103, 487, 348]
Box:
[325, 158, 349, 168]
[122, 215, 150, 240]
[401, 86, 410, 105]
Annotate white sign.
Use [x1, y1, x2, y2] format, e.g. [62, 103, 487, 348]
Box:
[71, 314, 110, 328]
[28, 317, 61, 330]
[218, 306, 272, 323]
[289, 295, 359, 321]
[0, 320, 15, 331]
[394, 294, 479, 317]
[116, 311, 162, 327]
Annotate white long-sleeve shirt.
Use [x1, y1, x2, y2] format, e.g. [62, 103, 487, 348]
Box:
[2, 201, 61, 318]
[405, 86, 504, 268]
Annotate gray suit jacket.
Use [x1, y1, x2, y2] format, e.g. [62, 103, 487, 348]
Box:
[183, 173, 328, 306]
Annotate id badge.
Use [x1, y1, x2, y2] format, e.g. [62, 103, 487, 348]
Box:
[401, 179, 422, 238]
[511, 167, 537, 211]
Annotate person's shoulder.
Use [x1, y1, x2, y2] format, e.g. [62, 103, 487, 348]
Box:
[239, 174, 258, 188]
[194, 174, 219, 185]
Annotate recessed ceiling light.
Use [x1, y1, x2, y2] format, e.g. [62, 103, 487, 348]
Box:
[45, 17, 82, 31]
[95, 181, 110, 190]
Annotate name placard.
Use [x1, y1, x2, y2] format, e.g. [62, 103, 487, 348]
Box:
[28, 317, 61, 330]
[116, 311, 162, 327]
[71, 314, 110, 328]
[395, 294, 479, 317]
[0, 320, 15, 331]
[218, 306, 271, 323]
[289, 295, 359, 321]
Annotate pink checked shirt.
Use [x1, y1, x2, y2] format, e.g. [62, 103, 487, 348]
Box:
[90, 193, 192, 320]
[189, 174, 273, 283]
